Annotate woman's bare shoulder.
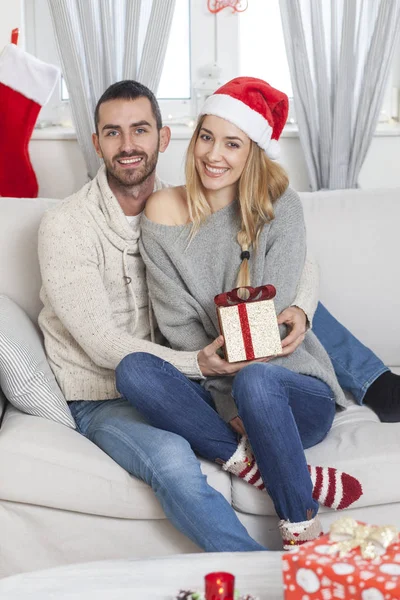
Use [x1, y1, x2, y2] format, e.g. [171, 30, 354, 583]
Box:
[144, 185, 189, 225]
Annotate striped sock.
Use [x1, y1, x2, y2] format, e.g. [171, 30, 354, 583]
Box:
[222, 436, 265, 490]
[223, 438, 363, 509]
[308, 465, 363, 510]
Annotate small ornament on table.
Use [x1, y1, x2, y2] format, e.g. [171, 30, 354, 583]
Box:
[214, 285, 282, 363]
[175, 590, 258, 600]
[176, 591, 201, 600]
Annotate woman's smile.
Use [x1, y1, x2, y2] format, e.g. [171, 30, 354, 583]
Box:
[202, 162, 229, 177]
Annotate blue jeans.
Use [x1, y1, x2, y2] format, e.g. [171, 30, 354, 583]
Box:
[116, 354, 336, 523]
[313, 303, 388, 403]
[69, 398, 264, 552]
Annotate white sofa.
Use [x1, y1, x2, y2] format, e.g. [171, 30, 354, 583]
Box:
[0, 188, 399, 578]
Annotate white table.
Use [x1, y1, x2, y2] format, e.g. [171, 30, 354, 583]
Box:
[0, 552, 284, 599]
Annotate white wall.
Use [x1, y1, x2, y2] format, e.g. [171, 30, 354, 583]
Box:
[0, 0, 23, 50]
[29, 132, 400, 199]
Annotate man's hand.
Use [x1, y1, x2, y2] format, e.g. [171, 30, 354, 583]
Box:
[278, 306, 307, 357]
[197, 336, 268, 377]
[229, 416, 246, 436]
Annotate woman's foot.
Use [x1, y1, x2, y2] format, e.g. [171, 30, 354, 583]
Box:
[223, 437, 363, 510]
[363, 371, 400, 422]
[279, 514, 323, 550]
[222, 436, 265, 490]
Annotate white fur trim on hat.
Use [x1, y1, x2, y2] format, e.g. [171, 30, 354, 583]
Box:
[200, 93, 280, 159]
[0, 44, 60, 106]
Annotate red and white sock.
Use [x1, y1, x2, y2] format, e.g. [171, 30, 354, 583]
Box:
[279, 515, 323, 550]
[308, 465, 363, 510]
[0, 43, 59, 198]
[223, 437, 363, 510]
[222, 436, 265, 490]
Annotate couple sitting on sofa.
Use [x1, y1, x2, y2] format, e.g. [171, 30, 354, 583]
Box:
[37, 78, 400, 551]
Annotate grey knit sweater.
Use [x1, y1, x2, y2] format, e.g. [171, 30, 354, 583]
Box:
[140, 187, 348, 422]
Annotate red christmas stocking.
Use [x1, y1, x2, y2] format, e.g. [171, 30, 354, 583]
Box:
[0, 43, 59, 198]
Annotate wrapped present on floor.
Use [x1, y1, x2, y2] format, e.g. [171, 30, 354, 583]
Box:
[283, 517, 399, 600]
[214, 285, 282, 363]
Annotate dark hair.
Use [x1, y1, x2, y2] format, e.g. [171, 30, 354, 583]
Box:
[94, 80, 162, 134]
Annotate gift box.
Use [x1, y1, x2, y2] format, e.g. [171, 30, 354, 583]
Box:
[214, 285, 282, 363]
[283, 518, 400, 600]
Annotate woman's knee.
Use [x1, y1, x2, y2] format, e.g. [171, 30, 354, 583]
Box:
[233, 363, 287, 410]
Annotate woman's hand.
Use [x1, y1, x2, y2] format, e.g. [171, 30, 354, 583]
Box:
[278, 306, 307, 356]
[197, 336, 267, 377]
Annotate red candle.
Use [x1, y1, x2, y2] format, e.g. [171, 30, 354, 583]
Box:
[205, 572, 235, 600]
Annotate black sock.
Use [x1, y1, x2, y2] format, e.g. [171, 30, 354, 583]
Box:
[363, 371, 400, 423]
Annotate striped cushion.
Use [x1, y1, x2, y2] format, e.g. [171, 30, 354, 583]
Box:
[0, 295, 75, 428]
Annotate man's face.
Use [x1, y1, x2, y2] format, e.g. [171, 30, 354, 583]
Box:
[92, 97, 169, 188]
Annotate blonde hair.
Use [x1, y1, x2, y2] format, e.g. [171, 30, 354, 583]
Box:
[185, 116, 289, 295]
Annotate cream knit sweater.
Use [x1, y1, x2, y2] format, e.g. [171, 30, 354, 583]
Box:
[38, 166, 319, 402]
[38, 166, 203, 401]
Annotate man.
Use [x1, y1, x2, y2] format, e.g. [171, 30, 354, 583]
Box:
[38, 80, 399, 554]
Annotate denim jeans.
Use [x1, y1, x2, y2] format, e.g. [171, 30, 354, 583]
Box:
[116, 354, 336, 523]
[313, 303, 388, 403]
[69, 398, 264, 552]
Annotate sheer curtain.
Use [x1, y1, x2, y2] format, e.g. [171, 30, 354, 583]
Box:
[48, 0, 176, 178]
[279, 0, 400, 190]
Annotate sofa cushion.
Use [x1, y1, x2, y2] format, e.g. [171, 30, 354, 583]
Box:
[0, 197, 57, 323]
[0, 295, 75, 428]
[0, 404, 231, 518]
[231, 405, 400, 516]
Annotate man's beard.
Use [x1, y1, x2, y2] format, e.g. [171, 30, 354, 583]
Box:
[105, 148, 159, 188]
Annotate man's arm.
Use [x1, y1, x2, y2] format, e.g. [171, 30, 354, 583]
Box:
[277, 253, 319, 356]
[38, 210, 203, 378]
[292, 254, 319, 326]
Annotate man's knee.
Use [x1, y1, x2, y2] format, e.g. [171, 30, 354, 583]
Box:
[145, 433, 206, 492]
[116, 352, 163, 391]
[117, 352, 163, 376]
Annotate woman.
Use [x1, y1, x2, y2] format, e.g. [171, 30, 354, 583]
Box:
[116, 77, 362, 548]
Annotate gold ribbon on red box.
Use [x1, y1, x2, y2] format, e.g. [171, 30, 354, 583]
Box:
[329, 517, 398, 559]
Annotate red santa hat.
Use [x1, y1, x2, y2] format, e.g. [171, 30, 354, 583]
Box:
[199, 77, 288, 160]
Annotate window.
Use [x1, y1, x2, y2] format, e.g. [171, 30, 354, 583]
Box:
[58, 1, 191, 102]
[25, 0, 400, 130]
[25, 0, 193, 125]
[238, 2, 292, 97]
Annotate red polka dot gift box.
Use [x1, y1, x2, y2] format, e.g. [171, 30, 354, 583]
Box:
[282, 517, 399, 600]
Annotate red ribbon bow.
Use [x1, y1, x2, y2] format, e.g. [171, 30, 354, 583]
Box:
[214, 285, 276, 307]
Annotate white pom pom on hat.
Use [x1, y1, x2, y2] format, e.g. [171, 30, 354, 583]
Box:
[200, 76, 288, 160]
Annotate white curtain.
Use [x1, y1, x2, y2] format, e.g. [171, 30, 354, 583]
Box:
[279, 0, 400, 190]
[48, 0, 176, 179]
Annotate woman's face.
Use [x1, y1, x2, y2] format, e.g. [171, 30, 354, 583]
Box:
[194, 115, 251, 194]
